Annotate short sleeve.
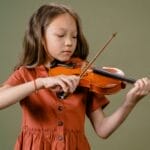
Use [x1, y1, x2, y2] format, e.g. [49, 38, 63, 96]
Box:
[86, 92, 109, 116]
[3, 67, 25, 86]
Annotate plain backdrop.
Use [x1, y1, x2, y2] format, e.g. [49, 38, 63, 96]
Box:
[0, 0, 150, 149]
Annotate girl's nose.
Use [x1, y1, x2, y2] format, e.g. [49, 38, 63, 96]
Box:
[65, 38, 73, 46]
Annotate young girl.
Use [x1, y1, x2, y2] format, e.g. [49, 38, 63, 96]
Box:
[0, 3, 150, 150]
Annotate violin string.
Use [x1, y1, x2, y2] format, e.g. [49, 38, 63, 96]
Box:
[80, 32, 117, 78]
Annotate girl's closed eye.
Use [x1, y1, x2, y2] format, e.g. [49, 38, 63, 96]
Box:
[72, 35, 77, 39]
[56, 33, 77, 39]
[56, 33, 65, 38]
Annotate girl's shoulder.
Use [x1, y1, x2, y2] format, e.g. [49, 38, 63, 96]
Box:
[15, 65, 46, 72]
[13, 66, 35, 76]
[5, 65, 48, 86]
[14, 65, 48, 79]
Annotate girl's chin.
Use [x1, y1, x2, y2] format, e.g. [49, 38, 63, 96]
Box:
[56, 56, 71, 62]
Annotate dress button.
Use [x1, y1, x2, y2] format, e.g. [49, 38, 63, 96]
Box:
[58, 135, 64, 141]
[58, 105, 63, 111]
[58, 121, 64, 126]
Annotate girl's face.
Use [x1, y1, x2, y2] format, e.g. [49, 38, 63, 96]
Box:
[44, 13, 77, 62]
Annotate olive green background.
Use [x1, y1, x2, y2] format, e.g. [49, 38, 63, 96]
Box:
[0, 0, 150, 149]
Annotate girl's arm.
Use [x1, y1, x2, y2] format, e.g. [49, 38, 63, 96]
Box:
[0, 75, 79, 109]
[89, 77, 150, 139]
[0, 81, 38, 109]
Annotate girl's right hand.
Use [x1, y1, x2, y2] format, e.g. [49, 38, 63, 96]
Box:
[38, 75, 80, 94]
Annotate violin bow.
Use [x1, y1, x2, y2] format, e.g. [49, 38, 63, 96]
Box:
[80, 32, 117, 78]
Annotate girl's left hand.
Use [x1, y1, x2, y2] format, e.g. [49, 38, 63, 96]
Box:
[126, 77, 150, 104]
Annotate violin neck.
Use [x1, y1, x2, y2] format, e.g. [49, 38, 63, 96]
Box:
[93, 68, 136, 84]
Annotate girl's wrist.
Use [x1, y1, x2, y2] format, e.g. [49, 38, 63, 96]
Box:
[33, 78, 44, 91]
[122, 99, 137, 111]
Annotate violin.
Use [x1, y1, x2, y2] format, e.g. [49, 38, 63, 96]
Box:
[49, 57, 136, 99]
[48, 33, 136, 99]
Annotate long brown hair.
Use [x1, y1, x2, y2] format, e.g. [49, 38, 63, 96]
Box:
[15, 3, 89, 69]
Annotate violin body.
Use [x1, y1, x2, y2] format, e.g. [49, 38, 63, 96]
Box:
[48, 58, 126, 95]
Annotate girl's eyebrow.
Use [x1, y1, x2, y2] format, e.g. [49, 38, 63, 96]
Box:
[54, 28, 77, 35]
[52, 26, 77, 32]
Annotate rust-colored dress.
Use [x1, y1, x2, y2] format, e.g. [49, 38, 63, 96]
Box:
[5, 65, 109, 150]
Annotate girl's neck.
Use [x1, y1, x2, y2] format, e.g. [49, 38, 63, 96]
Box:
[44, 59, 62, 68]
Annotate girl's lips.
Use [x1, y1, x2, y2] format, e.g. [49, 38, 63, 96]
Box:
[62, 50, 72, 55]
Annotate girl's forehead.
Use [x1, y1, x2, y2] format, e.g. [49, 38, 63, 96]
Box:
[47, 13, 77, 31]
[51, 13, 75, 23]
